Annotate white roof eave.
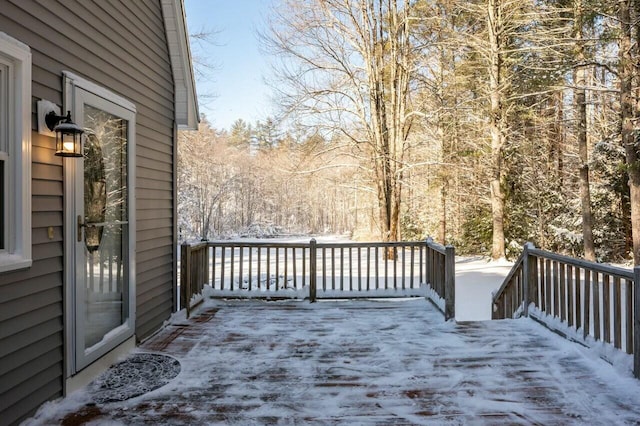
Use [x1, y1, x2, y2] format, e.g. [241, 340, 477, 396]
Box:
[161, 0, 199, 130]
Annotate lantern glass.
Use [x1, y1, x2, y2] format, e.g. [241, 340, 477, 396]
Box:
[55, 129, 83, 157]
[54, 118, 84, 157]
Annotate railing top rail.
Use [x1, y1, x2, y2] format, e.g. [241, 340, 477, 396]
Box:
[203, 241, 311, 249]
[425, 238, 451, 255]
[182, 240, 432, 250]
[529, 247, 634, 280]
[316, 241, 427, 249]
[181, 241, 208, 250]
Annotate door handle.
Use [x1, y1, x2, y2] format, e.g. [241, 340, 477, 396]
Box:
[77, 215, 84, 242]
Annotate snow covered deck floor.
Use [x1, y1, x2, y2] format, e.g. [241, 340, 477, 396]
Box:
[34, 299, 640, 425]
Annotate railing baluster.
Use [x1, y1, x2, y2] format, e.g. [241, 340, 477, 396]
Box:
[358, 246, 362, 291]
[276, 247, 280, 291]
[322, 247, 327, 291]
[238, 246, 244, 289]
[584, 269, 591, 339]
[257, 247, 262, 290]
[340, 247, 344, 291]
[284, 247, 288, 290]
[309, 239, 317, 302]
[401, 246, 406, 290]
[349, 247, 353, 291]
[266, 248, 271, 291]
[575, 266, 582, 332]
[211, 245, 216, 290]
[302, 247, 306, 289]
[603, 274, 611, 344]
[545, 259, 552, 314]
[331, 247, 336, 290]
[593, 270, 600, 341]
[207, 245, 212, 287]
[220, 247, 226, 290]
[230, 247, 235, 291]
[366, 247, 371, 291]
[626, 278, 633, 354]
[410, 245, 415, 289]
[419, 245, 423, 284]
[552, 261, 559, 317]
[248, 247, 253, 291]
[384, 248, 388, 290]
[613, 276, 621, 350]
[538, 258, 544, 311]
[375, 246, 379, 290]
[292, 247, 297, 289]
[559, 263, 566, 322]
[567, 265, 574, 328]
[530, 253, 538, 308]
[393, 248, 398, 290]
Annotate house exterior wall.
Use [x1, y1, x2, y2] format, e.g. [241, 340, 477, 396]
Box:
[0, 1, 177, 424]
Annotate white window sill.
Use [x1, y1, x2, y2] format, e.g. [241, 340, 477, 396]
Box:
[0, 255, 32, 273]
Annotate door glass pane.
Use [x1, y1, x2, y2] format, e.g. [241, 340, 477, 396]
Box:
[83, 105, 129, 349]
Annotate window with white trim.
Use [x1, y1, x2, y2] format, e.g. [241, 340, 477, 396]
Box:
[0, 32, 31, 273]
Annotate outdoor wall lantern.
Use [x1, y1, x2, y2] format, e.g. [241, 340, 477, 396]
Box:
[46, 110, 84, 157]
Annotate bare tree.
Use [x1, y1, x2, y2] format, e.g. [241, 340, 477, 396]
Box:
[262, 0, 418, 251]
[178, 120, 236, 241]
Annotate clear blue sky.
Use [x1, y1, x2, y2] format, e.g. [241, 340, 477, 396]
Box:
[184, 0, 273, 131]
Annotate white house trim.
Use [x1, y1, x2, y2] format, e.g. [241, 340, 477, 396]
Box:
[161, 0, 199, 130]
[0, 31, 31, 273]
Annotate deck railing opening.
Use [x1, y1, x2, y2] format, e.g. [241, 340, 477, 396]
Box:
[180, 238, 455, 320]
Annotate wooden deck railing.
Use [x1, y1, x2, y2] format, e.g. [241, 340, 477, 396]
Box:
[424, 238, 456, 320]
[491, 249, 526, 319]
[492, 242, 640, 378]
[180, 238, 455, 319]
[179, 241, 208, 318]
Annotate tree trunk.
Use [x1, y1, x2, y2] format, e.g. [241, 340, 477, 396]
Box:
[488, 0, 506, 260]
[575, 0, 596, 261]
[439, 183, 447, 244]
[619, 0, 640, 265]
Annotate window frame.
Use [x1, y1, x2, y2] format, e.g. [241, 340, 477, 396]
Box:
[0, 32, 32, 273]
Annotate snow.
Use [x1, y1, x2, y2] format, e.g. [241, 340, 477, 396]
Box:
[455, 256, 513, 321]
[24, 297, 640, 425]
[529, 305, 634, 376]
[22, 251, 640, 424]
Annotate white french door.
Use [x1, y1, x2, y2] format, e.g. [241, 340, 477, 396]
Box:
[64, 74, 136, 373]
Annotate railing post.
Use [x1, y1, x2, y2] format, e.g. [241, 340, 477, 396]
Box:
[204, 244, 210, 288]
[180, 243, 186, 311]
[180, 243, 191, 318]
[309, 239, 317, 303]
[425, 237, 433, 285]
[522, 242, 532, 317]
[527, 243, 537, 314]
[444, 245, 455, 321]
[634, 266, 640, 378]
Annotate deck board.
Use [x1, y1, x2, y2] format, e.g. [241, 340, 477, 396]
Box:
[28, 299, 640, 425]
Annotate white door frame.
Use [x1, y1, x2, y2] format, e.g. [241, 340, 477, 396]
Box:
[63, 71, 136, 376]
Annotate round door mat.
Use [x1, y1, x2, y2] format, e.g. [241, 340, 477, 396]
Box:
[89, 353, 181, 404]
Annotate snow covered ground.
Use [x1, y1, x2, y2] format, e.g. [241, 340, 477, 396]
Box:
[454, 257, 513, 321]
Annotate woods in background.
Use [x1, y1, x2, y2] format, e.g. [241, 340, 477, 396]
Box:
[180, 0, 640, 266]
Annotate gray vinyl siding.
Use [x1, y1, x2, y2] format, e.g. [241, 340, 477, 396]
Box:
[0, 1, 177, 424]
